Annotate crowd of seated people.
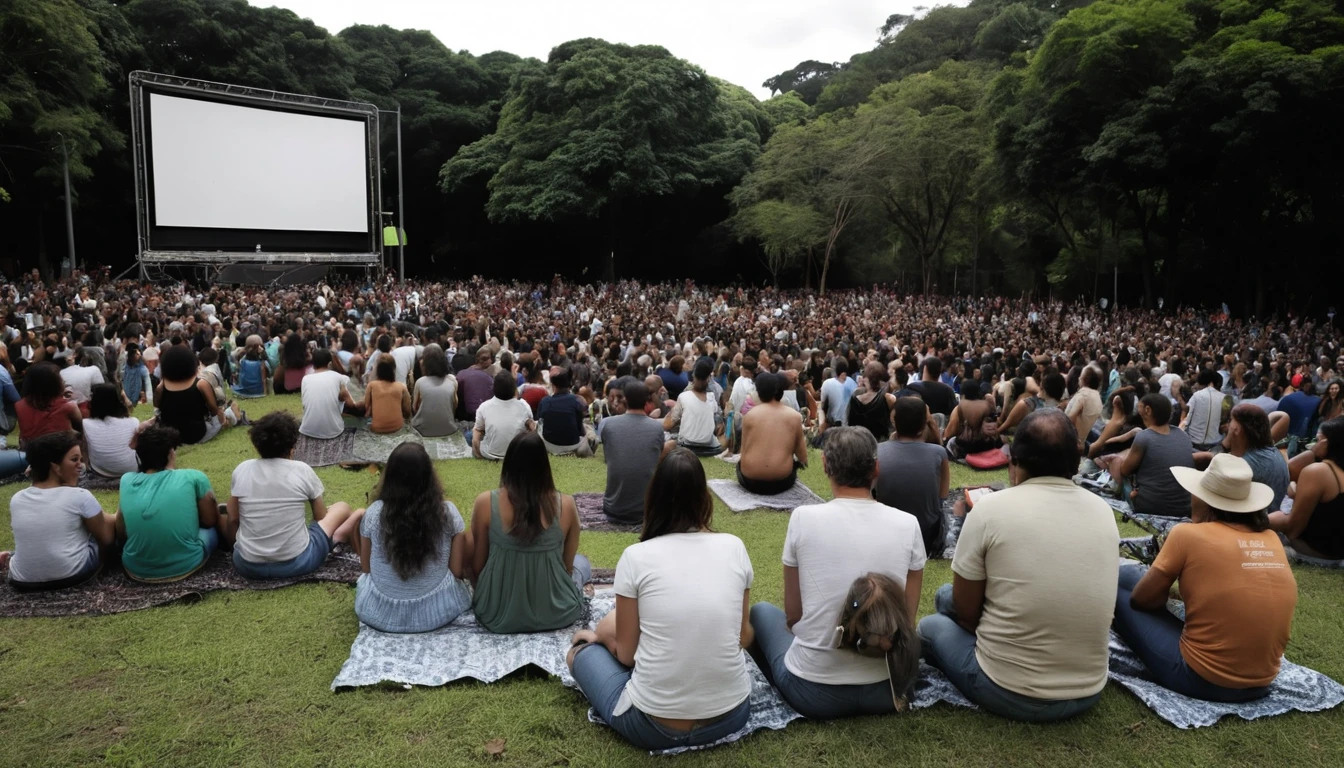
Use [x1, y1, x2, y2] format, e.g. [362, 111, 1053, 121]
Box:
[3, 270, 1342, 747]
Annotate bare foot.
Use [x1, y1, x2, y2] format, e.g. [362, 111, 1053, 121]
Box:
[0, 551, 11, 570]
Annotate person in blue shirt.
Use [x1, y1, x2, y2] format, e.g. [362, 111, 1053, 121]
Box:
[1276, 387, 1321, 455]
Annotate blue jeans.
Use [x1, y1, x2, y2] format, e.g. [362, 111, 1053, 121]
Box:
[233, 522, 332, 579]
[570, 643, 751, 751]
[0, 450, 27, 477]
[749, 602, 896, 719]
[918, 584, 1102, 722]
[570, 554, 592, 590]
[1113, 565, 1270, 702]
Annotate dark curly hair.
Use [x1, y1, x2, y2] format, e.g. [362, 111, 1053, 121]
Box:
[248, 412, 300, 459]
[159, 344, 199, 383]
[88, 383, 129, 420]
[376, 442, 447, 580]
[28, 430, 82, 483]
[21, 361, 65, 411]
[135, 425, 182, 472]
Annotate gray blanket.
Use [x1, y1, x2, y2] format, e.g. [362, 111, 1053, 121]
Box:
[707, 478, 825, 513]
[573, 492, 641, 534]
[333, 591, 976, 754]
[293, 429, 357, 467]
[1108, 628, 1344, 728]
[352, 427, 473, 463]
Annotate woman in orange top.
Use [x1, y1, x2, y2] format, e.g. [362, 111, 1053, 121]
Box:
[1116, 453, 1296, 702]
[363, 356, 411, 434]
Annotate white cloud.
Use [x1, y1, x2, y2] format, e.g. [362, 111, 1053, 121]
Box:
[251, 0, 942, 99]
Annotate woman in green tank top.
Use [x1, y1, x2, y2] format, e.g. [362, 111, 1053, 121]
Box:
[470, 432, 590, 633]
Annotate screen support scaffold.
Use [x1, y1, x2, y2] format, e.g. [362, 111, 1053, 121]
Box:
[129, 71, 383, 284]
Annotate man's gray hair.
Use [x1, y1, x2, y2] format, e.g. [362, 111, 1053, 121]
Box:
[823, 427, 879, 489]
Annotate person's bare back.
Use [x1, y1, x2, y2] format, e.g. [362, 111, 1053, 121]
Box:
[740, 401, 806, 481]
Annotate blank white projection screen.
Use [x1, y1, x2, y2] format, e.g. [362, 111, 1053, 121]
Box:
[150, 93, 368, 233]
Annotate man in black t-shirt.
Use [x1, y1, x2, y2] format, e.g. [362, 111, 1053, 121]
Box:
[909, 356, 956, 417]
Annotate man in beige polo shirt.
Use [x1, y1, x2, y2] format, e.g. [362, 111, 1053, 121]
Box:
[918, 409, 1120, 721]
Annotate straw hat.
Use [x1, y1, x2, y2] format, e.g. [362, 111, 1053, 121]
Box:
[1170, 453, 1274, 514]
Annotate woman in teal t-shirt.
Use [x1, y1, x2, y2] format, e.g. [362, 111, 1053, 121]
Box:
[117, 425, 222, 582]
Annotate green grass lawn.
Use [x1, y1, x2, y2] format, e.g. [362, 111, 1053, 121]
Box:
[2, 394, 1342, 767]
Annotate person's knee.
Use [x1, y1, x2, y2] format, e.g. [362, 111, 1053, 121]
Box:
[749, 601, 780, 627]
[934, 582, 955, 616]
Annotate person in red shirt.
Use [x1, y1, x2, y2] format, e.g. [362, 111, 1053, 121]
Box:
[16, 362, 82, 450]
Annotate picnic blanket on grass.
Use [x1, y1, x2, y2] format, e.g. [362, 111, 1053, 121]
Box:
[1107, 609, 1344, 728]
[77, 471, 122, 491]
[353, 426, 473, 463]
[293, 428, 357, 467]
[707, 478, 825, 513]
[333, 590, 975, 755]
[574, 492, 641, 533]
[0, 546, 361, 618]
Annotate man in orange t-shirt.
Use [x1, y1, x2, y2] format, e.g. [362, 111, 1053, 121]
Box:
[1116, 453, 1296, 701]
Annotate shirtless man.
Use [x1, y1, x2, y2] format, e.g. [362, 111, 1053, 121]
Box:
[737, 372, 808, 494]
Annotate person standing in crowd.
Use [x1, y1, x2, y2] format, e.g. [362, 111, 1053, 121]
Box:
[920, 410, 1119, 721]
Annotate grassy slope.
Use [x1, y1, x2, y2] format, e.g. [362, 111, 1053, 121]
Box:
[1, 394, 1341, 767]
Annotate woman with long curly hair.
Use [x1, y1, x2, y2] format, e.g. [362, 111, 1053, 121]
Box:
[348, 442, 471, 633]
[471, 431, 588, 633]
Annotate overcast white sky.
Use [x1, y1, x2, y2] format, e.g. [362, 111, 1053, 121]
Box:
[252, 0, 940, 99]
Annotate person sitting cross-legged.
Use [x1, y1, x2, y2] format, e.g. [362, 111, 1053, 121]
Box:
[874, 397, 950, 558]
[599, 380, 666, 525]
[471, 432, 589, 633]
[299, 349, 360, 441]
[749, 427, 924, 719]
[345, 441, 472, 633]
[225, 412, 355, 579]
[473, 371, 536, 460]
[737, 372, 808, 495]
[567, 449, 754, 752]
[918, 409, 1120, 722]
[2, 431, 116, 591]
[663, 358, 724, 457]
[1116, 453, 1296, 701]
[1097, 393, 1195, 517]
[117, 426, 224, 582]
[537, 369, 596, 457]
[363, 356, 411, 435]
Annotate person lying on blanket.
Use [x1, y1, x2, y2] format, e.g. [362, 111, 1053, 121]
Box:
[567, 448, 754, 752]
[117, 425, 224, 582]
[749, 427, 923, 719]
[224, 412, 356, 580]
[1096, 394, 1195, 518]
[471, 432, 589, 633]
[2, 431, 117, 591]
[736, 373, 808, 496]
[918, 410, 1120, 722]
[344, 442, 472, 633]
[1117, 453, 1296, 702]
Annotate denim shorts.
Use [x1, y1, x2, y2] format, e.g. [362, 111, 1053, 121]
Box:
[233, 522, 332, 580]
[570, 642, 751, 752]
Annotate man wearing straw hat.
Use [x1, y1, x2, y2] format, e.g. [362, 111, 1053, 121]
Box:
[1114, 453, 1297, 702]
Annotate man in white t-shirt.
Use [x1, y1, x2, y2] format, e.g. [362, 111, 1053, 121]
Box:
[472, 372, 535, 460]
[60, 358, 104, 410]
[918, 410, 1119, 721]
[749, 427, 925, 718]
[390, 336, 418, 387]
[1183, 368, 1227, 451]
[299, 349, 358, 440]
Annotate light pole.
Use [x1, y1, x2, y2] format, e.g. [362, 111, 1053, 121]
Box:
[377, 106, 405, 283]
[58, 133, 77, 277]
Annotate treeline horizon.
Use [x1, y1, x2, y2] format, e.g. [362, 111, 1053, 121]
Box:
[2, 0, 1341, 316]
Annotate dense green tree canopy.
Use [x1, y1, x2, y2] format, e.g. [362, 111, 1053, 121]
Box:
[0, 0, 1341, 310]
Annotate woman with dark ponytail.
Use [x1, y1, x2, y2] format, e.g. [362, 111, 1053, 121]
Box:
[470, 431, 588, 633]
[350, 442, 471, 633]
